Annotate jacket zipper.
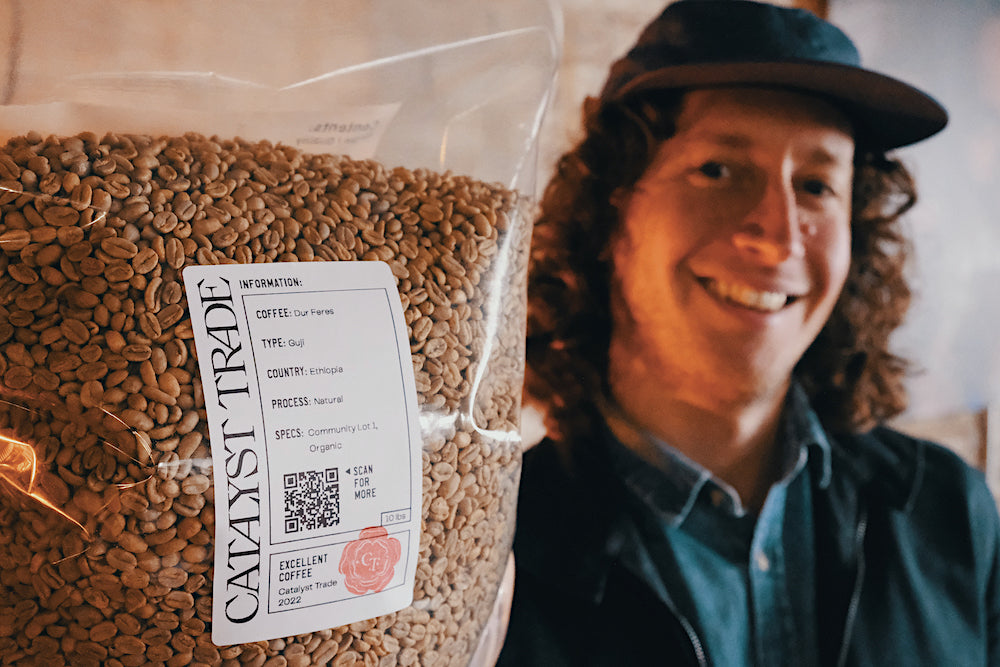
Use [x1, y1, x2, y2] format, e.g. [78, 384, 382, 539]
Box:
[835, 508, 868, 667]
[660, 594, 708, 666]
[678, 611, 708, 667]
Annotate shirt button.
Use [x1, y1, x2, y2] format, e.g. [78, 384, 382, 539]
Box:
[755, 551, 770, 572]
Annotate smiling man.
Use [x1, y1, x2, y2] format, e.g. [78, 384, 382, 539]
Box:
[497, 1, 1000, 665]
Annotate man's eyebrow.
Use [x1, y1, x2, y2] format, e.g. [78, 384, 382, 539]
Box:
[680, 132, 753, 150]
[804, 146, 854, 167]
[682, 132, 853, 165]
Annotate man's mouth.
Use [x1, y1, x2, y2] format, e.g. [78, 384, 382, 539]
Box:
[701, 277, 795, 313]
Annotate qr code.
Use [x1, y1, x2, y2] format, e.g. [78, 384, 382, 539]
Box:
[283, 467, 340, 534]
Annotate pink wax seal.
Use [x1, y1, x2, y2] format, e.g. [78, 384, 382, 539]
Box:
[339, 526, 402, 595]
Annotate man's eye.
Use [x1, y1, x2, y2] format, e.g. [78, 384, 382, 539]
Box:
[801, 179, 834, 197]
[695, 161, 729, 180]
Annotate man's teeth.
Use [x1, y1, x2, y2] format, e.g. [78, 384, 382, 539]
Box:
[704, 279, 789, 312]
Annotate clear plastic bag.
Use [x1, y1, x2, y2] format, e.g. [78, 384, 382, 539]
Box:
[0, 2, 559, 665]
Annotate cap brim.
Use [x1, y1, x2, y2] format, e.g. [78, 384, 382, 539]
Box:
[611, 61, 948, 150]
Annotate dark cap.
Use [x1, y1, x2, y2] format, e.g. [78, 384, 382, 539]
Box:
[599, 0, 947, 149]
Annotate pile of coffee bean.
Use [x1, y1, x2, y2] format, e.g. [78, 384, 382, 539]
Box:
[0, 131, 528, 666]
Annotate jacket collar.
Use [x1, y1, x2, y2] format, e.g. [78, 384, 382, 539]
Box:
[513, 435, 643, 605]
[826, 424, 927, 514]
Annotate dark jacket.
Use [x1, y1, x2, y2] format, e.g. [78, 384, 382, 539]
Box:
[496, 426, 1000, 666]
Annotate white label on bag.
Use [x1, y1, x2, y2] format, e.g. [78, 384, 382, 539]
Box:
[183, 261, 421, 646]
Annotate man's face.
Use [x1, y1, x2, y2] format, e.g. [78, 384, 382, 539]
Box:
[610, 87, 855, 402]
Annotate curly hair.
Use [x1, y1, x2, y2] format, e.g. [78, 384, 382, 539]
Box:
[525, 89, 916, 446]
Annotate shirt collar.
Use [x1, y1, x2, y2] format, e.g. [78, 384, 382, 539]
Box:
[783, 381, 833, 489]
[601, 381, 833, 526]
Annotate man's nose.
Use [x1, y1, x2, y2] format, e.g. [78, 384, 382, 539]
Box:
[731, 177, 805, 265]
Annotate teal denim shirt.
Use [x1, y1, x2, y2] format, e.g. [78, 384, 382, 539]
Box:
[602, 384, 830, 665]
[497, 402, 1000, 666]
